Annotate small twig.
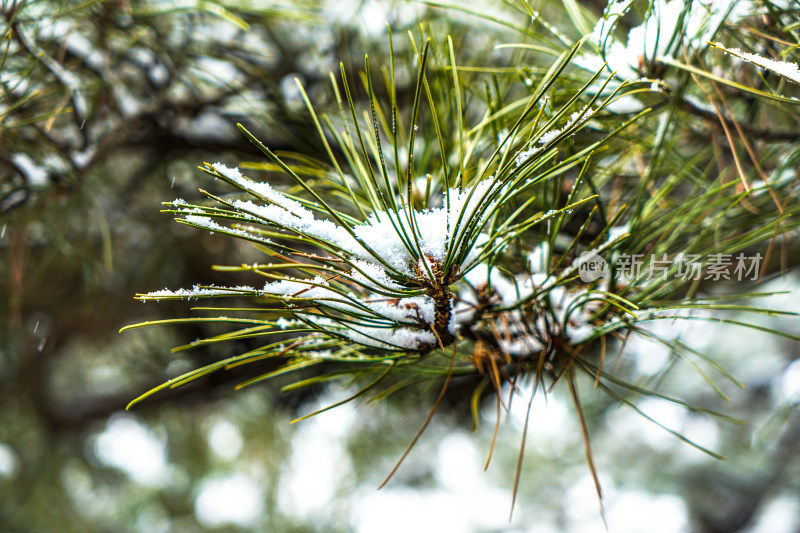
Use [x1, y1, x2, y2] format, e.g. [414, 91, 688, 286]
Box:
[680, 97, 798, 142]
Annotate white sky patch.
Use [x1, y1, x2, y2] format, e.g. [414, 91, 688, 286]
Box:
[194, 473, 265, 528]
[0, 442, 20, 478]
[778, 359, 800, 403]
[638, 397, 686, 431]
[352, 484, 512, 533]
[628, 333, 672, 375]
[681, 416, 719, 457]
[207, 419, 244, 461]
[564, 472, 616, 528]
[606, 490, 689, 533]
[749, 496, 800, 533]
[358, 2, 390, 36]
[93, 415, 169, 487]
[322, 0, 354, 26]
[435, 432, 481, 490]
[612, 307, 716, 378]
[606, 398, 687, 452]
[713, 43, 800, 85]
[353, 488, 470, 533]
[665, 309, 785, 388]
[507, 384, 574, 444]
[278, 400, 355, 519]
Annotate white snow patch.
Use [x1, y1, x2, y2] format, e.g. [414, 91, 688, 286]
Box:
[516, 107, 595, 166]
[140, 284, 259, 299]
[11, 153, 49, 186]
[713, 43, 800, 85]
[214, 162, 499, 275]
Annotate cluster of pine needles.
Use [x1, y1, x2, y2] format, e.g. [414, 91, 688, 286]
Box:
[124, 0, 800, 512]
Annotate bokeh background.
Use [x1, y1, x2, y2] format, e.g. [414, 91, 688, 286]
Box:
[1, 0, 799, 531]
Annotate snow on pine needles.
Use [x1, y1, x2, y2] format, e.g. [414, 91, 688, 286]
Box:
[140, 163, 504, 352]
[139, 162, 606, 359]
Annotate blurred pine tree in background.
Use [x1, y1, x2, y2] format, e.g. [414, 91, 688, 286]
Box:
[1, 1, 800, 532]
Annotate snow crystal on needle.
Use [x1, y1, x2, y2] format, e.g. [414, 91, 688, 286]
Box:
[141, 284, 258, 299]
[714, 44, 800, 85]
[464, 264, 519, 305]
[515, 107, 595, 166]
[212, 162, 318, 219]
[327, 321, 435, 350]
[352, 178, 498, 272]
[234, 198, 357, 249]
[539, 107, 594, 145]
[261, 275, 434, 328]
[262, 275, 331, 298]
[528, 242, 550, 274]
[571, 0, 760, 113]
[183, 215, 268, 242]
[364, 296, 435, 326]
[499, 335, 544, 356]
[218, 163, 499, 275]
[588, 0, 746, 75]
[275, 317, 300, 330]
[513, 146, 542, 167]
[607, 224, 630, 242]
[303, 316, 435, 350]
[349, 260, 401, 290]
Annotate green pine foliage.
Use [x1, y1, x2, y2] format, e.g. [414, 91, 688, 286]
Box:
[124, 0, 800, 505]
